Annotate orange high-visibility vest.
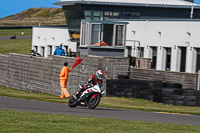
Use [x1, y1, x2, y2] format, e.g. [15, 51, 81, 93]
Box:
[59, 66, 72, 80]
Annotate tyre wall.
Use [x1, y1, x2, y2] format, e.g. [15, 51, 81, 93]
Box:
[106, 79, 200, 107]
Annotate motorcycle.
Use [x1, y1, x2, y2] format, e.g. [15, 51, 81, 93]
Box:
[68, 82, 106, 109]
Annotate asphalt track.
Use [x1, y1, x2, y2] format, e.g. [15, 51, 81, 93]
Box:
[0, 36, 32, 40]
[0, 96, 200, 126]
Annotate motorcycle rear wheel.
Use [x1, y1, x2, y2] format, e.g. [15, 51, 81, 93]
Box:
[68, 96, 78, 108]
[87, 94, 101, 109]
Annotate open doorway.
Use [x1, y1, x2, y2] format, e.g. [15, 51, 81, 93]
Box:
[180, 47, 187, 72]
[165, 48, 171, 71]
[151, 47, 157, 69]
[196, 48, 200, 73]
[48, 45, 52, 56]
[34, 46, 38, 52]
[40, 46, 45, 57]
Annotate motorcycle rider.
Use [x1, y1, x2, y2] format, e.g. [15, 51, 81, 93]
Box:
[74, 70, 104, 99]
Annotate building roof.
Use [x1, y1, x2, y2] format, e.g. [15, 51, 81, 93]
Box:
[54, 0, 200, 8]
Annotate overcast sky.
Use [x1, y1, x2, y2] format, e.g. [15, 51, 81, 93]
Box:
[0, 0, 200, 19]
[0, 0, 59, 19]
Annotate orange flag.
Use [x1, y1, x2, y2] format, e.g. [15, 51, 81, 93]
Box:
[72, 56, 83, 68]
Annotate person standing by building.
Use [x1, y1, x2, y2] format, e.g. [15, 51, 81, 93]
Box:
[67, 48, 72, 57]
[59, 62, 72, 99]
[29, 49, 41, 57]
[54, 45, 65, 56]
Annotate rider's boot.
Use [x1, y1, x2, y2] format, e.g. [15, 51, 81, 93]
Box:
[73, 92, 79, 100]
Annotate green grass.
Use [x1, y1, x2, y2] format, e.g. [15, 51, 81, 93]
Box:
[1, 87, 200, 116]
[0, 29, 32, 36]
[0, 110, 200, 133]
[0, 39, 31, 55]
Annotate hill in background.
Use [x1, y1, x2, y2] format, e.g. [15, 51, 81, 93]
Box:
[0, 8, 67, 26]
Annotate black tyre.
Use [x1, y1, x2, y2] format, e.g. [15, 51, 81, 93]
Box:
[166, 83, 182, 88]
[87, 94, 101, 109]
[118, 75, 129, 79]
[68, 96, 78, 108]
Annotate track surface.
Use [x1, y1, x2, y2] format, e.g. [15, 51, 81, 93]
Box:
[0, 36, 32, 40]
[0, 96, 200, 126]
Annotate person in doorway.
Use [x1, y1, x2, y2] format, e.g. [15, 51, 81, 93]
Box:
[59, 62, 72, 99]
[74, 70, 104, 98]
[29, 49, 41, 57]
[54, 45, 65, 56]
[67, 48, 72, 57]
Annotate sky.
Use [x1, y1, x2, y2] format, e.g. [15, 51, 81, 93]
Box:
[0, 0, 60, 19]
[0, 0, 200, 19]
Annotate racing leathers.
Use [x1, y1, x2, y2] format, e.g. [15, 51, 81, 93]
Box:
[75, 74, 102, 97]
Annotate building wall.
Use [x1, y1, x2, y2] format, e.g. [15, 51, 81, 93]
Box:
[129, 68, 197, 89]
[32, 26, 77, 57]
[125, 20, 200, 73]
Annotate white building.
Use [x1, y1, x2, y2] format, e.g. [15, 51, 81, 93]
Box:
[125, 20, 200, 73]
[32, 26, 77, 57]
[31, 0, 200, 73]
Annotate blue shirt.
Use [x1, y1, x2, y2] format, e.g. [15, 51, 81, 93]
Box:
[54, 46, 65, 56]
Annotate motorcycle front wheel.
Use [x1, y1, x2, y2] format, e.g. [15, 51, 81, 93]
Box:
[68, 96, 78, 108]
[87, 94, 101, 109]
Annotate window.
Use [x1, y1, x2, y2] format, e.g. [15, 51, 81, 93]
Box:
[84, 11, 92, 16]
[91, 24, 101, 46]
[103, 11, 113, 20]
[104, 17, 109, 21]
[93, 11, 101, 16]
[85, 17, 92, 20]
[113, 12, 121, 19]
[93, 17, 100, 20]
[122, 12, 131, 16]
[115, 25, 124, 46]
[84, 10, 103, 20]
[102, 24, 113, 46]
[131, 12, 141, 17]
[104, 11, 111, 16]
[113, 12, 120, 17]
[81, 23, 86, 45]
[80, 21, 127, 48]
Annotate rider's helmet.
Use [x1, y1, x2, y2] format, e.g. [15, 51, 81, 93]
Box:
[96, 70, 104, 80]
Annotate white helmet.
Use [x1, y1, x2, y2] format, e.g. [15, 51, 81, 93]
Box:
[96, 70, 104, 80]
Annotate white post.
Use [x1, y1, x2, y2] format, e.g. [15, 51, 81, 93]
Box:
[190, 6, 193, 19]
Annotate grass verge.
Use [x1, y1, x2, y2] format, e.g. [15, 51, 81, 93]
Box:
[0, 39, 31, 55]
[0, 110, 200, 133]
[0, 29, 32, 36]
[1, 87, 200, 115]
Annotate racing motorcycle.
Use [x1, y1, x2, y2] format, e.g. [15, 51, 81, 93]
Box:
[68, 82, 106, 109]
